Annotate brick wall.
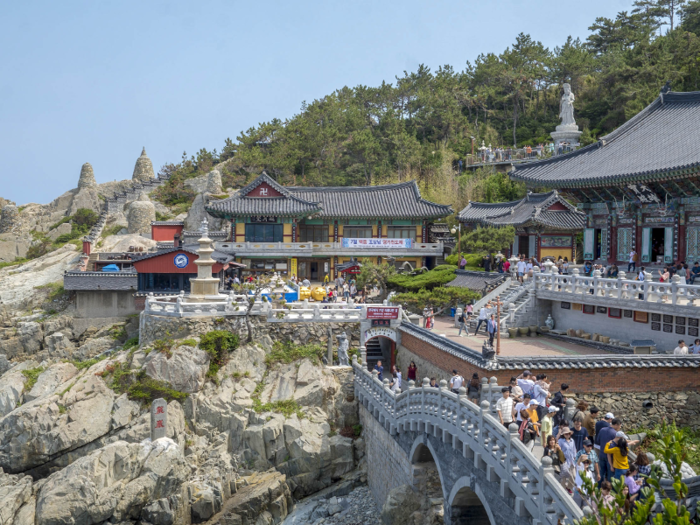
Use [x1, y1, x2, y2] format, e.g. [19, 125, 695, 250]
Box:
[359, 404, 413, 507]
[399, 332, 700, 393]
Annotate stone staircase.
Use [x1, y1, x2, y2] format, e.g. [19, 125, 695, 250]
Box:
[467, 280, 535, 333]
[365, 338, 383, 369]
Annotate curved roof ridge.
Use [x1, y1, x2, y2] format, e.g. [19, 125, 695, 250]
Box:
[287, 180, 416, 192]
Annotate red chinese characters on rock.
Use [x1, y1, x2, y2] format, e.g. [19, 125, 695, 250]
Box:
[156, 406, 165, 414]
[155, 419, 165, 429]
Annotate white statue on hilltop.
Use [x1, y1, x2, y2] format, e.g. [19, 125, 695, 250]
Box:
[337, 332, 350, 366]
[558, 83, 577, 130]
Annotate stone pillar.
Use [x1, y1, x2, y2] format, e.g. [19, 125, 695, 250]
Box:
[78, 162, 97, 189]
[327, 326, 334, 365]
[151, 398, 168, 440]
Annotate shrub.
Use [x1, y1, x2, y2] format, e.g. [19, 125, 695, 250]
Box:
[123, 336, 139, 351]
[102, 225, 125, 237]
[71, 355, 106, 370]
[99, 363, 187, 405]
[264, 341, 325, 366]
[22, 367, 45, 391]
[387, 265, 457, 292]
[152, 338, 174, 357]
[200, 330, 239, 377]
[179, 339, 197, 347]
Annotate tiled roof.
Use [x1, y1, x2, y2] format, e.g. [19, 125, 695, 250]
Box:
[445, 270, 507, 292]
[511, 90, 700, 188]
[151, 221, 184, 226]
[132, 246, 238, 266]
[458, 191, 585, 230]
[206, 173, 452, 219]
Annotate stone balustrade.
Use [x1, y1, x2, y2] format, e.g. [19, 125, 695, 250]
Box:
[534, 268, 700, 315]
[353, 357, 585, 524]
[142, 291, 260, 318]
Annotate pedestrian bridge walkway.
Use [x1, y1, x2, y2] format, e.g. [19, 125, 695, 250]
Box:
[353, 357, 584, 524]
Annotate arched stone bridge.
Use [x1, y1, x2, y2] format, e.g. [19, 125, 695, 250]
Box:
[353, 358, 584, 525]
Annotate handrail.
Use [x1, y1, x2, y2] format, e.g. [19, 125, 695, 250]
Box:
[352, 358, 584, 524]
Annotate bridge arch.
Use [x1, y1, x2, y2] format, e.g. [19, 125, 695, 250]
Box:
[448, 476, 494, 525]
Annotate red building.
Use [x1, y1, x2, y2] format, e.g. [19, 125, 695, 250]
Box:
[151, 221, 185, 242]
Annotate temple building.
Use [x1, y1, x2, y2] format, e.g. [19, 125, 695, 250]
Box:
[458, 191, 586, 261]
[510, 87, 700, 266]
[205, 173, 453, 280]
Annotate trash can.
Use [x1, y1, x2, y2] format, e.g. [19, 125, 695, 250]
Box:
[450, 308, 456, 317]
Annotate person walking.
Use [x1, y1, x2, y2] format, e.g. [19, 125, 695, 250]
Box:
[517, 257, 526, 283]
[473, 304, 490, 336]
[595, 418, 622, 483]
[457, 308, 467, 337]
[583, 406, 600, 441]
[628, 250, 637, 273]
[496, 387, 514, 429]
[466, 373, 480, 403]
[390, 366, 402, 393]
[541, 406, 557, 445]
[571, 419, 589, 452]
[604, 433, 630, 480]
[558, 426, 577, 491]
[509, 377, 523, 403]
[449, 369, 464, 394]
[487, 314, 497, 346]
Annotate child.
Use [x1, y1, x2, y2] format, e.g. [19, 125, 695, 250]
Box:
[541, 406, 558, 445]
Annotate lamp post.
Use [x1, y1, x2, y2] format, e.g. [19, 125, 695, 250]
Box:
[451, 224, 462, 267]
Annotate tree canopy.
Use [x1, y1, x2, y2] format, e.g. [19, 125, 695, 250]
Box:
[154, 0, 700, 215]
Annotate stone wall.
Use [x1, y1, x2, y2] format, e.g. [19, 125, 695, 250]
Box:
[359, 403, 413, 507]
[75, 291, 139, 318]
[139, 312, 361, 350]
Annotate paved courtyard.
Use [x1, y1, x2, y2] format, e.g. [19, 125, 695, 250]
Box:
[431, 316, 608, 357]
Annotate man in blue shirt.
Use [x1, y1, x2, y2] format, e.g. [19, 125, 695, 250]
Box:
[595, 418, 622, 484]
[373, 360, 383, 381]
[595, 412, 613, 441]
[487, 314, 497, 346]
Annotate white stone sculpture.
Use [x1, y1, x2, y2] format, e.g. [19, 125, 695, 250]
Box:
[337, 332, 350, 366]
[558, 83, 577, 130]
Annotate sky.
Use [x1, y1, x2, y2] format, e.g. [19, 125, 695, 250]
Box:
[0, 0, 632, 205]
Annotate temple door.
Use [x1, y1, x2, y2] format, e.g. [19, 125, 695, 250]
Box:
[664, 226, 674, 264]
[512, 235, 519, 256]
[616, 228, 632, 262]
[528, 236, 536, 259]
[641, 227, 652, 263]
[687, 226, 700, 264]
[600, 228, 608, 261]
[583, 228, 595, 260]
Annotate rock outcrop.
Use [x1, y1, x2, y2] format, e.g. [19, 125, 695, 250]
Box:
[127, 192, 156, 234]
[0, 205, 20, 234]
[133, 147, 156, 182]
[77, 162, 97, 189]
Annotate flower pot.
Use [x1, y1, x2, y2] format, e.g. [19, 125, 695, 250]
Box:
[508, 328, 519, 338]
[581, 333, 591, 340]
[518, 327, 529, 336]
[529, 325, 539, 336]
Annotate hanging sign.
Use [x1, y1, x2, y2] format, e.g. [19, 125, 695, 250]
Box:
[249, 216, 278, 223]
[174, 254, 189, 269]
[342, 238, 412, 249]
[366, 307, 399, 319]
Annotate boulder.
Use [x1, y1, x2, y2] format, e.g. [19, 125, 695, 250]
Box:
[16, 321, 43, 355]
[207, 470, 291, 525]
[141, 498, 176, 525]
[380, 484, 422, 525]
[184, 193, 222, 232]
[44, 331, 76, 357]
[35, 438, 189, 525]
[25, 362, 78, 402]
[47, 222, 72, 242]
[0, 470, 33, 525]
[145, 345, 210, 394]
[0, 374, 114, 472]
[0, 370, 26, 417]
[329, 435, 354, 479]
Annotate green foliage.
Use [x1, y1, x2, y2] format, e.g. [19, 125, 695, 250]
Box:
[71, 355, 106, 370]
[634, 421, 700, 475]
[109, 324, 128, 341]
[576, 421, 694, 525]
[200, 330, 239, 378]
[264, 340, 325, 366]
[444, 253, 483, 268]
[72, 208, 99, 228]
[0, 257, 28, 270]
[461, 226, 516, 255]
[21, 367, 45, 391]
[100, 362, 187, 405]
[152, 338, 174, 358]
[154, 211, 171, 222]
[387, 265, 458, 292]
[355, 259, 396, 301]
[179, 339, 197, 347]
[102, 224, 125, 237]
[252, 398, 305, 418]
[34, 282, 66, 301]
[394, 287, 480, 314]
[123, 336, 139, 351]
[49, 209, 100, 247]
[58, 404, 67, 414]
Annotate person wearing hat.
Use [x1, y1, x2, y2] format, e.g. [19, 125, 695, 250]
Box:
[595, 413, 614, 445]
[573, 453, 595, 508]
[576, 439, 600, 482]
[541, 406, 558, 445]
[557, 426, 577, 490]
[495, 386, 514, 429]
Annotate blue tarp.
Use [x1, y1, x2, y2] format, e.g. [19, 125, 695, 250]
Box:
[101, 264, 120, 272]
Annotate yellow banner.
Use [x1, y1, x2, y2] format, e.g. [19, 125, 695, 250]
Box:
[290, 258, 297, 279]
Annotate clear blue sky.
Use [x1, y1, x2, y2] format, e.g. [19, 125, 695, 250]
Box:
[1, 0, 631, 205]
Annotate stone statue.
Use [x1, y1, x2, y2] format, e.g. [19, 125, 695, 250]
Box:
[558, 83, 577, 130]
[337, 332, 350, 366]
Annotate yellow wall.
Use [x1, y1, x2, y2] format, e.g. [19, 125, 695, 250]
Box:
[381, 225, 388, 237]
[283, 223, 292, 237]
[372, 224, 378, 237]
[540, 247, 573, 260]
[235, 222, 245, 240]
[416, 225, 422, 242]
[328, 224, 334, 241]
[338, 224, 344, 238]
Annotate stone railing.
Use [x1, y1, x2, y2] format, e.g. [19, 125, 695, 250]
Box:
[142, 292, 262, 318]
[353, 358, 585, 524]
[214, 240, 444, 257]
[266, 306, 363, 323]
[534, 268, 700, 315]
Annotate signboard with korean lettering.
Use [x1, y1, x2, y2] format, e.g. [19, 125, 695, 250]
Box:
[151, 398, 168, 440]
[366, 307, 399, 319]
[249, 216, 278, 223]
[371, 319, 391, 327]
[341, 238, 412, 249]
[364, 326, 397, 342]
[290, 258, 297, 279]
